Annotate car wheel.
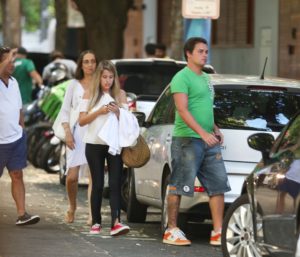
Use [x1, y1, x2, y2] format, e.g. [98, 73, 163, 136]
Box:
[31, 136, 49, 168]
[59, 144, 66, 185]
[27, 128, 48, 164]
[26, 128, 36, 161]
[41, 142, 62, 173]
[221, 194, 264, 257]
[126, 168, 147, 223]
[27, 123, 52, 163]
[161, 173, 188, 234]
[34, 137, 58, 173]
[102, 168, 128, 210]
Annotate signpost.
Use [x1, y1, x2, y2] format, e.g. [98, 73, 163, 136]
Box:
[182, 0, 220, 63]
[182, 0, 220, 19]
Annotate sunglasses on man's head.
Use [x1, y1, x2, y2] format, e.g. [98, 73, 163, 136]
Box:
[0, 46, 11, 53]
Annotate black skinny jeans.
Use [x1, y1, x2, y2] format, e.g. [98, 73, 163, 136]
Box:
[85, 143, 123, 227]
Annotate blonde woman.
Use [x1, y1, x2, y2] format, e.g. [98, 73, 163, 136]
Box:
[79, 60, 129, 236]
[59, 50, 97, 224]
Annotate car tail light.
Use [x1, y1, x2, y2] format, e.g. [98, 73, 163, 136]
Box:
[194, 186, 205, 192]
[126, 92, 137, 112]
[128, 100, 136, 112]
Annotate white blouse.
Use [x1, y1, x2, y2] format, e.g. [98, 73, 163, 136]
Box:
[80, 93, 115, 144]
[59, 79, 84, 124]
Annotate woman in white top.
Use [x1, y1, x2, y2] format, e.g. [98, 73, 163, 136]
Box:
[79, 60, 130, 236]
[59, 50, 97, 223]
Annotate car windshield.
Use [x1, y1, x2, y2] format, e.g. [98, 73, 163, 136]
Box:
[116, 63, 184, 98]
[214, 88, 300, 132]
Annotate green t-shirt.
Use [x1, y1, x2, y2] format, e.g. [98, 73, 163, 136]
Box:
[170, 66, 214, 138]
[13, 58, 35, 104]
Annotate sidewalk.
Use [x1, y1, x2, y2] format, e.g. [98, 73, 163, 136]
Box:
[0, 166, 110, 257]
[0, 165, 223, 257]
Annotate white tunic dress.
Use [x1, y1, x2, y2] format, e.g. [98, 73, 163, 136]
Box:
[59, 79, 87, 172]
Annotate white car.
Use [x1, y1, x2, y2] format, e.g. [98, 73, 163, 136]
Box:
[124, 74, 300, 231]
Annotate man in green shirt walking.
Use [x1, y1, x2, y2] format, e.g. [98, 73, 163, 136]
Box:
[163, 37, 230, 246]
[13, 47, 43, 105]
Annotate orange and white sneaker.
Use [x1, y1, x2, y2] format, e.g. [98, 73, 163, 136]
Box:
[163, 228, 191, 246]
[210, 230, 221, 246]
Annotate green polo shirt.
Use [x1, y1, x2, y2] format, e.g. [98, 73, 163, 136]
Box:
[170, 66, 214, 138]
[13, 58, 35, 104]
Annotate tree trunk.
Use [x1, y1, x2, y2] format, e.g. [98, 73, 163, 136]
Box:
[54, 0, 68, 52]
[1, 0, 21, 47]
[169, 0, 184, 60]
[73, 0, 133, 59]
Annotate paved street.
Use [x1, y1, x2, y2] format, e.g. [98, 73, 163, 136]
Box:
[0, 165, 223, 257]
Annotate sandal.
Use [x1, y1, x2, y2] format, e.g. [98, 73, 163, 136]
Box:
[65, 210, 75, 223]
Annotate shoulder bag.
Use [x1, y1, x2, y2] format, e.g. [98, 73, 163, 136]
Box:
[122, 135, 150, 168]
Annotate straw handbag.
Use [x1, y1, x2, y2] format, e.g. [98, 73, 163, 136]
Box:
[122, 135, 150, 168]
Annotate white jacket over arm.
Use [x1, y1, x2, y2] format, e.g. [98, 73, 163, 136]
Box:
[97, 109, 140, 155]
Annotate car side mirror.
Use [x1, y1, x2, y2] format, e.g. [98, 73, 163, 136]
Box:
[248, 133, 275, 162]
[133, 111, 146, 127]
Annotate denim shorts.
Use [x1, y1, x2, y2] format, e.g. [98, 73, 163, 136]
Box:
[169, 137, 231, 197]
[0, 131, 27, 177]
[277, 178, 300, 199]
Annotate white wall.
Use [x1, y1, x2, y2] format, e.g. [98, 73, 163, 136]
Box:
[22, 18, 55, 53]
[211, 0, 279, 76]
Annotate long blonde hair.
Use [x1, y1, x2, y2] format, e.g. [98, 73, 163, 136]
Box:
[88, 60, 121, 111]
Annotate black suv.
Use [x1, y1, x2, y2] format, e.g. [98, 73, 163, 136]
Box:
[113, 58, 186, 118]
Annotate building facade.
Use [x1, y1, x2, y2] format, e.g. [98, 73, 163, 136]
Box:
[124, 0, 300, 80]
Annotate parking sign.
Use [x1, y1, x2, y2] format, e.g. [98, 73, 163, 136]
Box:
[182, 0, 220, 19]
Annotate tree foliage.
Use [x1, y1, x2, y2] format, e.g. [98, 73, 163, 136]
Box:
[0, 0, 133, 57]
[73, 0, 133, 59]
[21, 0, 40, 31]
[21, 0, 54, 32]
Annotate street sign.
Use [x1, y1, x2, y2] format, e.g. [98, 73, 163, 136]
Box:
[182, 0, 220, 19]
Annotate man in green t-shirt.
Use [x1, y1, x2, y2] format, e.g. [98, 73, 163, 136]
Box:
[13, 47, 43, 105]
[162, 37, 230, 246]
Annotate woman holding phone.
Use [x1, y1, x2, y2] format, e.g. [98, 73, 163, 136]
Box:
[78, 60, 130, 236]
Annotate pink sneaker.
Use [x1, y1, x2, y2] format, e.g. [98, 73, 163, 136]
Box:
[110, 222, 130, 236]
[90, 223, 101, 234]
